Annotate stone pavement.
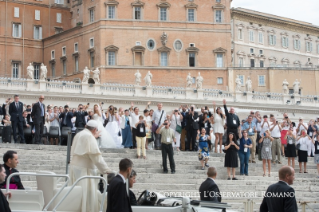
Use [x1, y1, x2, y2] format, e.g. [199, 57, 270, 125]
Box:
[1, 144, 318, 212]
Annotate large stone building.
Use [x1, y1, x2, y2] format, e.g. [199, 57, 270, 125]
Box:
[2, 1, 319, 95]
[231, 7, 319, 68]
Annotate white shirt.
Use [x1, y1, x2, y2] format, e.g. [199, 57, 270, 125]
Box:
[298, 123, 308, 135]
[260, 121, 270, 136]
[152, 109, 166, 126]
[130, 111, 139, 129]
[296, 137, 312, 155]
[281, 120, 290, 130]
[118, 173, 126, 184]
[270, 124, 281, 138]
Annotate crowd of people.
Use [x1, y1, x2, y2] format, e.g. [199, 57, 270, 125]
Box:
[1, 95, 319, 178]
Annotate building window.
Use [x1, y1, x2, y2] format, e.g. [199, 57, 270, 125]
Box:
[174, 40, 183, 52]
[238, 29, 243, 40]
[134, 7, 142, 20]
[62, 60, 67, 75]
[108, 6, 115, 19]
[89, 9, 94, 22]
[147, 39, 155, 51]
[239, 57, 243, 67]
[260, 60, 264, 67]
[14, 7, 19, 18]
[250, 48, 254, 54]
[294, 39, 301, 50]
[215, 10, 222, 23]
[55, 0, 64, 4]
[160, 8, 167, 21]
[258, 75, 265, 86]
[188, 9, 195, 22]
[306, 42, 313, 52]
[189, 52, 195, 67]
[74, 56, 79, 72]
[35, 10, 40, 21]
[74, 43, 78, 52]
[269, 34, 276, 46]
[250, 59, 255, 67]
[160, 52, 168, 66]
[34, 64, 40, 79]
[90, 52, 95, 68]
[282, 37, 289, 48]
[62, 47, 66, 56]
[258, 32, 263, 44]
[238, 75, 244, 85]
[12, 23, 22, 38]
[216, 53, 223, 68]
[259, 49, 263, 55]
[90, 38, 94, 48]
[56, 13, 62, 23]
[249, 30, 254, 42]
[216, 0, 221, 3]
[33, 26, 42, 40]
[317, 44, 319, 54]
[51, 51, 55, 59]
[51, 63, 55, 77]
[217, 77, 223, 84]
[108, 52, 116, 65]
[12, 63, 19, 78]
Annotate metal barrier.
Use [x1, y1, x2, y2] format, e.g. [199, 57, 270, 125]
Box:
[6, 172, 70, 211]
[52, 175, 107, 212]
[65, 131, 72, 174]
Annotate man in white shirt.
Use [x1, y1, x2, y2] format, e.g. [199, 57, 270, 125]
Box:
[152, 103, 166, 150]
[296, 117, 308, 136]
[130, 102, 140, 148]
[270, 118, 282, 164]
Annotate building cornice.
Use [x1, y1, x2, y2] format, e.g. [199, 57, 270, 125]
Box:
[8, 1, 70, 10]
[232, 9, 319, 35]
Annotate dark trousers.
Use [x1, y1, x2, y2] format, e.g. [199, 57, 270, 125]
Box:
[227, 127, 239, 140]
[186, 128, 197, 151]
[161, 143, 175, 172]
[132, 128, 137, 148]
[154, 133, 162, 149]
[12, 120, 25, 143]
[34, 120, 44, 144]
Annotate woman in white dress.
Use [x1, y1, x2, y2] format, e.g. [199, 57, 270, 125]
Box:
[213, 102, 225, 153]
[45, 108, 52, 134]
[92, 104, 116, 148]
[169, 108, 183, 151]
[49, 106, 60, 145]
[105, 105, 123, 148]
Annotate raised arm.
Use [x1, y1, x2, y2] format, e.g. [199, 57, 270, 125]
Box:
[223, 99, 229, 117]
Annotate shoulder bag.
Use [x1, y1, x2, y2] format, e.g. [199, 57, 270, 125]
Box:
[175, 115, 182, 134]
[152, 110, 164, 133]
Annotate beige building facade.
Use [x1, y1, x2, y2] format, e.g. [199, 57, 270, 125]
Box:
[231, 8, 319, 68]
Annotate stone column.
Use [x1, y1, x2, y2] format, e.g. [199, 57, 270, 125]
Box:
[197, 89, 204, 100]
[228, 69, 235, 93]
[26, 79, 34, 91]
[134, 85, 142, 97]
[186, 88, 193, 99]
[39, 81, 46, 91]
[146, 86, 152, 97]
[82, 84, 88, 94]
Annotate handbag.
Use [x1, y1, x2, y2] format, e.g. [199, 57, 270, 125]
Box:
[152, 110, 164, 133]
[174, 115, 182, 134]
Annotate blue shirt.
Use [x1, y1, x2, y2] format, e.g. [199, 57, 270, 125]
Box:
[242, 122, 257, 136]
[239, 137, 252, 153]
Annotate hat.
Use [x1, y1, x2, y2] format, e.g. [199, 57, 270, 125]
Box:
[86, 120, 99, 129]
[299, 117, 303, 120]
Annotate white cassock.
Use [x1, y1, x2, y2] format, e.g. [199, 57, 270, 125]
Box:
[69, 128, 113, 212]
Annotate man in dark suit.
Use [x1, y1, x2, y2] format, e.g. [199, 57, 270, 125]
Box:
[9, 95, 25, 143]
[199, 167, 222, 203]
[260, 166, 297, 212]
[185, 105, 199, 151]
[31, 95, 45, 144]
[223, 99, 240, 139]
[59, 105, 73, 128]
[73, 104, 88, 128]
[107, 158, 133, 212]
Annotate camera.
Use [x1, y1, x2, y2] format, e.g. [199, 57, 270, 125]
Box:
[285, 116, 288, 119]
[101, 102, 104, 104]
[191, 107, 194, 111]
[205, 106, 208, 110]
[264, 133, 266, 136]
[163, 123, 168, 126]
[174, 110, 178, 113]
[87, 103, 90, 105]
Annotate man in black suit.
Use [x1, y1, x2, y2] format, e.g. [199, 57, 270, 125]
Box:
[223, 99, 240, 139]
[9, 95, 25, 143]
[31, 95, 45, 144]
[260, 166, 297, 212]
[185, 105, 199, 151]
[73, 104, 88, 128]
[107, 158, 133, 212]
[199, 167, 222, 203]
[59, 105, 73, 128]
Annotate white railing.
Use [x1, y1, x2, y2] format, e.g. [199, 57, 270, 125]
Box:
[0, 78, 319, 107]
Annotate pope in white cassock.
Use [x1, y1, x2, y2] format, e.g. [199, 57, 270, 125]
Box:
[69, 120, 115, 212]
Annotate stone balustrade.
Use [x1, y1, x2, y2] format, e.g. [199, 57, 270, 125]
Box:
[0, 78, 319, 107]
